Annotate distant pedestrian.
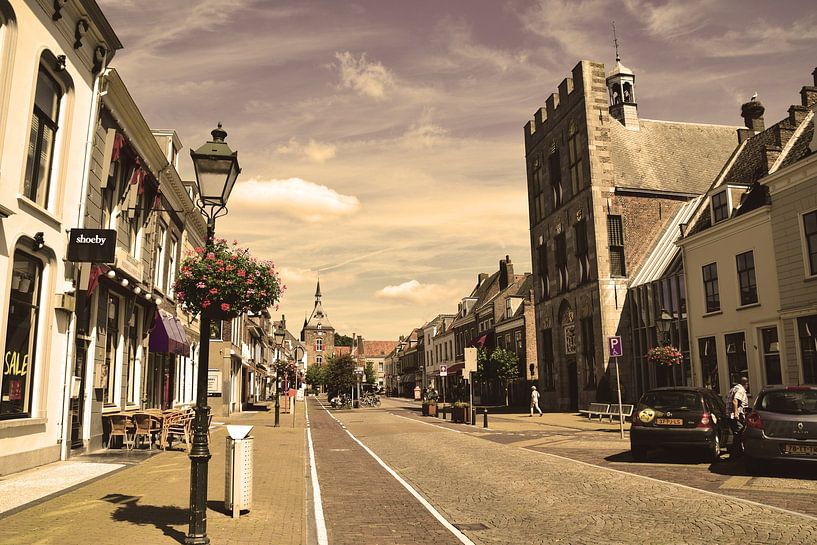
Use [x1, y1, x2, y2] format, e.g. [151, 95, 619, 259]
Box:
[727, 376, 750, 456]
[530, 386, 542, 416]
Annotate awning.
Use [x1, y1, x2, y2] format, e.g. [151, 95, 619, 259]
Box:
[149, 311, 191, 356]
[471, 335, 487, 348]
[433, 362, 465, 376]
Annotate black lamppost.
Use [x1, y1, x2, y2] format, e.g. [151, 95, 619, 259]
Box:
[655, 308, 673, 345]
[273, 329, 286, 427]
[186, 123, 240, 545]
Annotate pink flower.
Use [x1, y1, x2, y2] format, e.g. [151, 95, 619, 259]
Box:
[206, 252, 216, 260]
[196, 282, 206, 289]
[232, 240, 238, 245]
[221, 303, 231, 312]
[194, 247, 204, 254]
[237, 270, 246, 277]
[217, 259, 224, 266]
[202, 300, 211, 308]
[226, 264, 234, 271]
[209, 288, 218, 295]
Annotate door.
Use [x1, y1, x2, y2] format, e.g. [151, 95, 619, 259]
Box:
[70, 340, 88, 449]
[567, 358, 579, 412]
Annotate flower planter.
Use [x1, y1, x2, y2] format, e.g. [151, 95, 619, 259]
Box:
[422, 402, 438, 417]
[452, 405, 469, 423]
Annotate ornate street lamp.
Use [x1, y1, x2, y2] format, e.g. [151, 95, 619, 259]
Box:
[273, 329, 286, 427]
[655, 308, 673, 346]
[186, 124, 240, 545]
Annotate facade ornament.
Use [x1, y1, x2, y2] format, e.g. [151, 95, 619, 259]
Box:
[74, 19, 89, 49]
[52, 0, 68, 21]
[576, 208, 583, 221]
[555, 222, 562, 235]
[93, 45, 108, 74]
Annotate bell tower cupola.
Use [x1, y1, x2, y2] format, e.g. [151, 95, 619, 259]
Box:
[606, 23, 639, 130]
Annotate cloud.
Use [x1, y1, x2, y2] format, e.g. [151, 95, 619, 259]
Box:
[276, 138, 337, 163]
[230, 178, 360, 222]
[376, 280, 463, 305]
[690, 18, 817, 58]
[401, 110, 450, 149]
[623, 0, 712, 40]
[335, 51, 395, 99]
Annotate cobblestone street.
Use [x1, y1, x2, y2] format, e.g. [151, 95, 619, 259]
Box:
[317, 397, 817, 545]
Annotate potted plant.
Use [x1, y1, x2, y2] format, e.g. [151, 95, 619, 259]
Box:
[646, 345, 684, 366]
[173, 238, 283, 319]
[452, 401, 470, 423]
[422, 399, 438, 417]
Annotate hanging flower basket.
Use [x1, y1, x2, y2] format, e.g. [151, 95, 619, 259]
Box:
[646, 345, 684, 366]
[173, 238, 284, 319]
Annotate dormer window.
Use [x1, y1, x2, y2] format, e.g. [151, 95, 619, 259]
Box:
[711, 191, 729, 223]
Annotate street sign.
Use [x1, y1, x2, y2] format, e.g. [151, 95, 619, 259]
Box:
[439, 365, 447, 377]
[464, 347, 477, 375]
[608, 336, 623, 358]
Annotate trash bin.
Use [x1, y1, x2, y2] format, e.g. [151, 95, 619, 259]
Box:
[414, 386, 422, 400]
[225, 425, 254, 519]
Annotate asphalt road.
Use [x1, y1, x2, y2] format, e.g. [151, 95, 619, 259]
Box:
[309, 397, 817, 545]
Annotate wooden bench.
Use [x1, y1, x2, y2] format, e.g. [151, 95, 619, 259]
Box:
[603, 404, 634, 422]
[578, 403, 610, 421]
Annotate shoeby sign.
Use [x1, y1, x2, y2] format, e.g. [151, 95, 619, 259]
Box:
[67, 229, 116, 263]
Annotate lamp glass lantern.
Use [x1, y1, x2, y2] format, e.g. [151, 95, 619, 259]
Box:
[190, 123, 240, 214]
[655, 308, 674, 343]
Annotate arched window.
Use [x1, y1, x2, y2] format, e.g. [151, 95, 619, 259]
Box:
[1, 249, 44, 419]
[23, 53, 70, 210]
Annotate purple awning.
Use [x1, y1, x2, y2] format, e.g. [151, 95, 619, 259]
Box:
[149, 311, 191, 356]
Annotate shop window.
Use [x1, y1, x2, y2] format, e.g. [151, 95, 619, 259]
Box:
[798, 316, 817, 384]
[760, 327, 782, 385]
[702, 263, 720, 313]
[736, 251, 757, 306]
[803, 210, 817, 277]
[698, 337, 719, 392]
[23, 64, 62, 208]
[1, 251, 43, 419]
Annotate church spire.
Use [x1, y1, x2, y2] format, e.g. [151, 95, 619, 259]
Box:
[606, 22, 639, 130]
[315, 278, 322, 302]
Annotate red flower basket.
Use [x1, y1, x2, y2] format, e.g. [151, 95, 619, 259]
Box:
[646, 345, 684, 366]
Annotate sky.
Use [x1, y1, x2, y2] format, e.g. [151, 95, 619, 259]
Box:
[96, 0, 817, 339]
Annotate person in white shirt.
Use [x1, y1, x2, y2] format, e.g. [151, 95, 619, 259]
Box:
[530, 386, 543, 416]
[727, 376, 749, 456]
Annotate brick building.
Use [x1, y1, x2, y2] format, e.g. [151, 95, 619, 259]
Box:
[301, 280, 335, 375]
[524, 59, 738, 410]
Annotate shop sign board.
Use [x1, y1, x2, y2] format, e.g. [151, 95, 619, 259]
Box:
[67, 229, 116, 262]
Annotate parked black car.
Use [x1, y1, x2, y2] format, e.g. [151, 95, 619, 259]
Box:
[630, 387, 731, 462]
[743, 385, 817, 465]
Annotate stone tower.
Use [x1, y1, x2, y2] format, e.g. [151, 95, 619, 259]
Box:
[301, 279, 335, 372]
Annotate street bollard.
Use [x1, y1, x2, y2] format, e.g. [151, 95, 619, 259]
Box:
[442, 405, 446, 420]
[483, 408, 488, 428]
[471, 408, 476, 426]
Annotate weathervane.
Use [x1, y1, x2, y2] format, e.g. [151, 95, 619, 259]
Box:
[612, 21, 620, 62]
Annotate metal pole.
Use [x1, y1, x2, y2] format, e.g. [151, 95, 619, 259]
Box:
[274, 367, 280, 427]
[186, 218, 215, 545]
[615, 356, 624, 440]
[469, 371, 474, 425]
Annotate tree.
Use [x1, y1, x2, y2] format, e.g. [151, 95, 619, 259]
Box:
[305, 364, 326, 389]
[364, 361, 376, 384]
[334, 333, 353, 347]
[326, 353, 356, 397]
[476, 347, 519, 405]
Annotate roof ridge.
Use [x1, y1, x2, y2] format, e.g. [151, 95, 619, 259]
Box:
[639, 118, 741, 129]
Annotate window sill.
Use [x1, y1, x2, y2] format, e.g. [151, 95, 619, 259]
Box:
[736, 302, 761, 311]
[102, 405, 121, 414]
[17, 196, 61, 230]
[703, 310, 723, 317]
[0, 416, 47, 430]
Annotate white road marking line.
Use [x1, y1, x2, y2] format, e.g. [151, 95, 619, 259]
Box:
[319, 401, 476, 545]
[526, 447, 817, 523]
[391, 413, 464, 433]
[305, 401, 328, 545]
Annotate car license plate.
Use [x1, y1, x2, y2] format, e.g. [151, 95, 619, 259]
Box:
[783, 444, 817, 456]
[655, 418, 683, 426]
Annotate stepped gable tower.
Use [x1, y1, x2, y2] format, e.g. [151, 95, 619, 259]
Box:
[301, 279, 335, 370]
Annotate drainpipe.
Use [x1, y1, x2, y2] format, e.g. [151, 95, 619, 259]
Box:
[59, 56, 109, 461]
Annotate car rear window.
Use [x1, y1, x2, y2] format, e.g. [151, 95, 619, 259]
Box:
[759, 390, 817, 415]
[639, 391, 703, 411]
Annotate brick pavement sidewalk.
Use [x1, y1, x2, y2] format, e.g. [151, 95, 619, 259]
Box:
[0, 405, 307, 545]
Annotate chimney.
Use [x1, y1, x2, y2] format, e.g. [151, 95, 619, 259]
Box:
[741, 99, 765, 133]
[499, 255, 514, 290]
[281, 314, 286, 330]
[477, 273, 488, 286]
[800, 67, 817, 109]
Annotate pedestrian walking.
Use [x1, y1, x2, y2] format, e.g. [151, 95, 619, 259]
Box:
[530, 385, 542, 416]
[727, 376, 749, 456]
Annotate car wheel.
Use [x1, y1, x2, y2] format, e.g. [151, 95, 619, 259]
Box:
[631, 446, 648, 462]
[708, 434, 721, 462]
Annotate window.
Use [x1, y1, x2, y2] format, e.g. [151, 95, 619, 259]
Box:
[725, 332, 747, 388]
[530, 158, 546, 224]
[126, 307, 142, 405]
[541, 328, 554, 390]
[515, 330, 523, 355]
[580, 317, 596, 388]
[760, 327, 782, 385]
[555, 233, 568, 293]
[797, 316, 817, 384]
[711, 191, 728, 223]
[209, 320, 223, 340]
[698, 337, 719, 392]
[804, 210, 817, 277]
[103, 295, 122, 406]
[567, 121, 584, 196]
[316, 355, 322, 365]
[315, 338, 323, 352]
[549, 147, 562, 209]
[607, 215, 626, 276]
[23, 65, 62, 208]
[575, 219, 590, 285]
[1, 251, 43, 419]
[537, 239, 550, 300]
[153, 223, 166, 288]
[736, 251, 757, 306]
[379, 362, 383, 372]
[166, 235, 178, 296]
[702, 263, 720, 313]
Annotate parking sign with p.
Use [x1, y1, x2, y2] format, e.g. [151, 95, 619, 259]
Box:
[608, 336, 623, 358]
